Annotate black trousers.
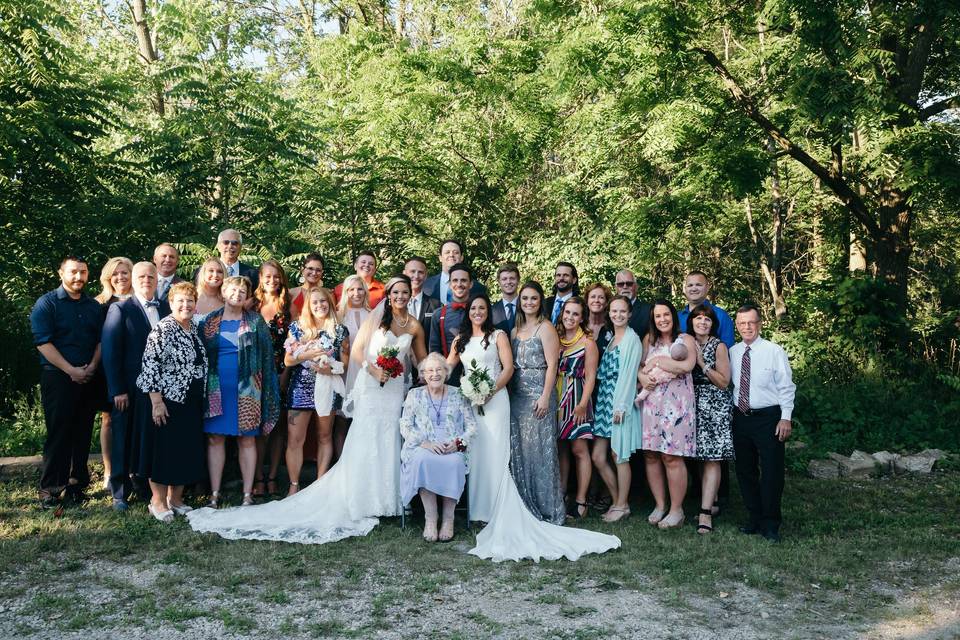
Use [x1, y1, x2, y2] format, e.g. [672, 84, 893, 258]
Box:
[108, 390, 152, 502]
[39, 369, 98, 497]
[732, 406, 785, 533]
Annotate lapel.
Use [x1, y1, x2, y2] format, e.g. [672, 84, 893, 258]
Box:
[125, 297, 151, 338]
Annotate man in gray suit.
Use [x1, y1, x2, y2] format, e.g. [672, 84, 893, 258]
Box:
[153, 243, 183, 302]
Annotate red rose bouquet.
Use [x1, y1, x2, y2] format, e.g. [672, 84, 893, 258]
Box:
[375, 345, 403, 387]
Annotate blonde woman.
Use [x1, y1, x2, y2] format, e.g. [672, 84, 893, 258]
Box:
[194, 258, 226, 321]
[94, 257, 133, 488]
[333, 274, 370, 459]
[283, 288, 349, 492]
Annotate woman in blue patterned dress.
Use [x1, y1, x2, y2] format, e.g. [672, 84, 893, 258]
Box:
[591, 295, 643, 523]
[283, 287, 349, 494]
[554, 297, 598, 519]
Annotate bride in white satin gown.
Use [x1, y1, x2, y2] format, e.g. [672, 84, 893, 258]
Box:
[188, 277, 427, 544]
[450, 294, 621, 562]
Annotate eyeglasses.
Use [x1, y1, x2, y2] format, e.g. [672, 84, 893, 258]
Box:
[615, 281, 635, 287]
[220, 240, 240, 246]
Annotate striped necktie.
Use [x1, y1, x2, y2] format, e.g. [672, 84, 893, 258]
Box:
[737, 346, 751, 413]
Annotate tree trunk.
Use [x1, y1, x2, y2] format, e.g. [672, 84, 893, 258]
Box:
[130, 0, 164, 116]
[873, 186, 912, 310]
[745, 197, 788, 318]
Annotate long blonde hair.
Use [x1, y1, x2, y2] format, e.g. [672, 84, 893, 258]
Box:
[299, 288, 338, 341]
[337, 274, 370, 317]
[96, 257, 134, 304]
[195, 257, 227, 299]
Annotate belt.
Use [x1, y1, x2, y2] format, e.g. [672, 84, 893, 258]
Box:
[734, 405, 780, 417]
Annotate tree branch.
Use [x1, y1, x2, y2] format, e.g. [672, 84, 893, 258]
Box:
[693, 46, 881, 239]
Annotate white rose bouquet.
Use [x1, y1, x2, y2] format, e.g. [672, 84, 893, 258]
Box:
[461, 358, 494, 415]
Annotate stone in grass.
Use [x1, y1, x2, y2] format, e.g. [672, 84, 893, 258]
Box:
[850, 450, 873, 461]
[827, 452, 876, 478]
[918, 449, 948, 462]
[894, 454, 936, 474]
[808, 459, 840, 480]
[871, 451, 901, 474]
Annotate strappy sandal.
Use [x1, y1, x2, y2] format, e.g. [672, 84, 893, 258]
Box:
[658, 511, 685, 529]
[252, 479, 266, 496]
[266, 476, 279, 495]
[287, 482, 299, 496]
[241, 493, 255, 506]
[696, 508, 714, 534]
[567, 501, 588, 519]
[602, 506, 630, 523]
[647, 507, 666, 525]
[206, 491, 221, 509]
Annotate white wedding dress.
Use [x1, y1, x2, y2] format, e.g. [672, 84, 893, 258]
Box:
[187, 330, 409, 544]
[467, 331, 622, 562]
[462, 332, 511, 523]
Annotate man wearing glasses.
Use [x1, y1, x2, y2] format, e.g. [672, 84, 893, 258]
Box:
[614, 269, 651, 338]
[730, 304, 795, 543]
[215, 229, 259, 290]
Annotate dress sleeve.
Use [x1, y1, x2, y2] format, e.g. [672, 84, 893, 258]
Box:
[612, 330, 642, 414]
[136, 324, 166, 394]
[399, 388, 427, 448]
[455, 389, 478, 445]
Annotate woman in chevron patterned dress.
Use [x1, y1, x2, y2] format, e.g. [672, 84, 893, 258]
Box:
[553, 297, 598, 519]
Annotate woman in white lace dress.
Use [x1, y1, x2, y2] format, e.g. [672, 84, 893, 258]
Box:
[187, 276, 427, 544]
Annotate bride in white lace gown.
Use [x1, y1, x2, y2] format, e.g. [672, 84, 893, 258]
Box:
[451, 294, 621, 562]
[188, 277, 427, 544]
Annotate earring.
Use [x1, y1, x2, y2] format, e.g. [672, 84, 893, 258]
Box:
[299, 275, 305, 284]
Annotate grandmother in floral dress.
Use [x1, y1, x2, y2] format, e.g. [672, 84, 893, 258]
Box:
[399, 352, 477, 542]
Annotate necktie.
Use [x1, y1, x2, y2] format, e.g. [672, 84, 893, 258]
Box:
[506, 302, 514, 326]
[145, 299, 160, 308]
[446, 287, 452, 303]
[158, 279, 168, 298]
[737, 346, 751, 413]
[552, 298, 563, 323]
[409, 298, 419, 319]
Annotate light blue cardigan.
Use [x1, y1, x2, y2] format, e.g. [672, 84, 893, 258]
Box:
[608, 327, 643, 461]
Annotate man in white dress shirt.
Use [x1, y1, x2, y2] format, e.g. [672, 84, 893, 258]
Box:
[403, 256, 441, 347]
[730, 304, 796, 543]
[491, 262, 520, 333]
[153, 243, 182, 302]
[422, 239, 486, 302]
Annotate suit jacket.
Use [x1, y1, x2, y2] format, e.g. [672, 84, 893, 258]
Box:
[193, 262, 259, 290]
[628, 299, 652, 342]
[414, 294, 442, 347]
[156, 275, 184, 302]
[101, 297, 171, 399]
[491, 299, 517, 334]
[422, 273, 487, 302]
[543, 294, 575, 324]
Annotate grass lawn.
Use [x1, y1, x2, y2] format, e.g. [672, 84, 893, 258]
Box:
[0, 463, 958, 639]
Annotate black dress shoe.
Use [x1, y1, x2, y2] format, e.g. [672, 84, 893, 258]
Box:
[739, 524, 761, 535]
[39, 495, 60, 509]
[762, 530, 782, 543]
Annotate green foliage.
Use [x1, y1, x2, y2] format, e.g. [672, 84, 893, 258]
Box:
[0, 387, 45, 457]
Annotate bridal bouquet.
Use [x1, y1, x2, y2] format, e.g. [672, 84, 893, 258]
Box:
[461, 359, 494, 415]
[376, 345, 403, 387]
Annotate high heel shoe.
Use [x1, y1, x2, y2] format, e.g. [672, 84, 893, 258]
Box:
[696, 508, 714, 535]
[205, 491, 221, 509]
[602, 506, 630, 523]
[241, 493, 254, 506]
[647, 507, 666, 525]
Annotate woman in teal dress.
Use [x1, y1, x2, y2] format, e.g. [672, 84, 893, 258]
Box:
[591, 295, 643, 523]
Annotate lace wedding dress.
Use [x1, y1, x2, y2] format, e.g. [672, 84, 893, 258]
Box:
[187, 330, 409, 544]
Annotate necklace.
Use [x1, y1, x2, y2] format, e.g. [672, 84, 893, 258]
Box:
[559, 327, 584, 348]
[393, 311, 410, 328]
[426, 387, 446, 424]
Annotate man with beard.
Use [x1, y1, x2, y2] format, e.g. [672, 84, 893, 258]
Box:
[544, 261, 579, 323]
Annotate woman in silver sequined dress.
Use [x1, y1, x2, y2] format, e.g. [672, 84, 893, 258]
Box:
[508, 281, 565, 525]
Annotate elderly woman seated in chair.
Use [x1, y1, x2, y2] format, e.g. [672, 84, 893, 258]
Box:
[399, 352, 477, 542]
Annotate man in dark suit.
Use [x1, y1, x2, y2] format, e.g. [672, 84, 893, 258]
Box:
[403, 255, 442, 346]
[543, 261, 580, 324]
[193, 229, 259, 293]
[153, 243, 183, 302]
[422, 238, 486, 302]
[616, 269, 652, 339]
[101, 262, 170, 510]
[491, 262, 520, 333]
[429, 263, 474, 385]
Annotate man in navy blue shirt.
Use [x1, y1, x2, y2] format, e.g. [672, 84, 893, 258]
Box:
[677, 271, 735, 347]
[30, 256, 104, 508]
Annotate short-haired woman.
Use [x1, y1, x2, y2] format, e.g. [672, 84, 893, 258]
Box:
[136, 282, 208, 522]
[200, 276, 281, 507]
[399, 353, 477, 541]
[686, 303, 733, 534]
[94, 257, 134, 488]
